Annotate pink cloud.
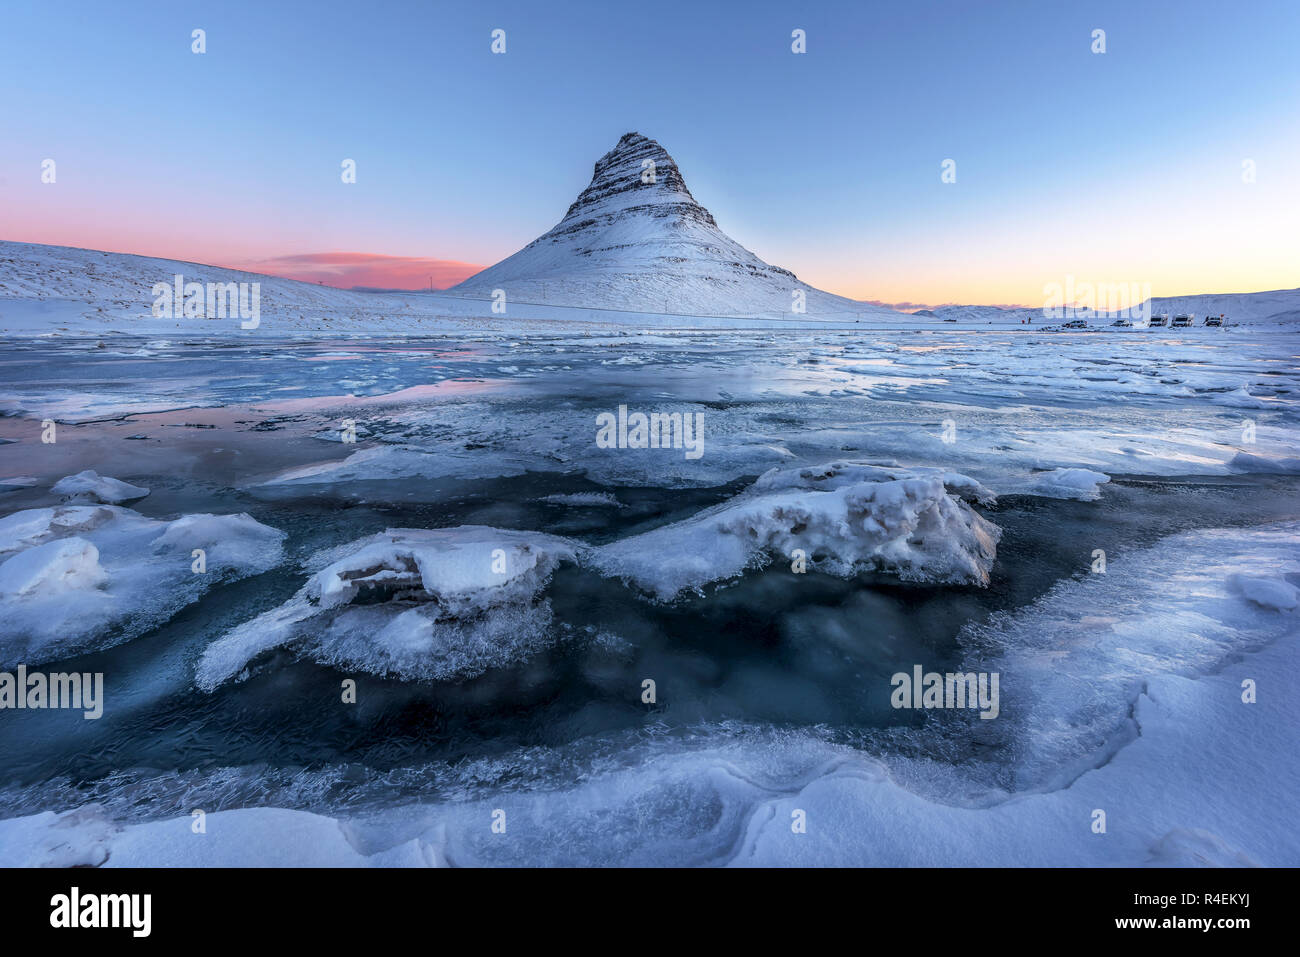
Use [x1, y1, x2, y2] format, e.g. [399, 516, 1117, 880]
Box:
[224, 252, 485, 290]
[863, 299, 1036, 312]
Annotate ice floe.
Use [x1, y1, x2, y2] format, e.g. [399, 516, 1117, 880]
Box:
[1020, 467, 1111, 501]
[196, 526, 581, 689]
[592, 460, 1001, 600]
[0, 505, 284, 666]
[50, 470, 149, 504]
[537, 492, 623, 507]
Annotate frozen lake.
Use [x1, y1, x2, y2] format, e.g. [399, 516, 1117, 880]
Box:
[1, 328, 1297, 866]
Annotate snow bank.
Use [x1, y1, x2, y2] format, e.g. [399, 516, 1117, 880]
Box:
[196, 526, 580, 689]
[0, 505, 284, 666]
[959, 522, 1300, 791]
[592, 460, 1001, 600]
[150, 512, 287, 569]
[50, 470, 149, 504]
[0, 806, 439, 867]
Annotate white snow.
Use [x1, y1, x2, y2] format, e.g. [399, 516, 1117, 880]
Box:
[2, 236, 1298, 337]
[1230, 451, 1300, 474]
[750, 459, 997, 505]
[256, 444, 535, 486]
[50, 470, 149, 504]
[149, 512, 288, 569]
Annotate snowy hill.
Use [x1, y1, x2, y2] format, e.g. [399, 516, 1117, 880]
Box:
[930, 289, 1300, 327]
[0, 242, 386, 313]
[1143, 288, 1300, 325]
[449, 132, 895, 319]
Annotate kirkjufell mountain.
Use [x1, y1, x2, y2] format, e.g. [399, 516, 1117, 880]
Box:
[450, 133, 892, 318]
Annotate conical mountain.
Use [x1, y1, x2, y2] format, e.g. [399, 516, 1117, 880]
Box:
[451, 132, 887, 318]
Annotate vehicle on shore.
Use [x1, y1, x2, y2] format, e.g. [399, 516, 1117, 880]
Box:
[1205, 315, 1224, 326]
[1148, 314, 1169, 327]
[1172, 314, 1194, 327]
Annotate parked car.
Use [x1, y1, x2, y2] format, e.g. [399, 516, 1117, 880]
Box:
[1148, 314, 1169, 327]
[1062, 319, 1088, 329]
[1172, 314, 1194, 327]
[1204, 315, 1224, 326]
[1111, 319, 1132, 327]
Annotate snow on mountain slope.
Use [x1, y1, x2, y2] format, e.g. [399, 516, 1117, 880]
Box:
[0, 240, 891, 336]
[0, 242, 382, 312]
[449, 132, 895, 319]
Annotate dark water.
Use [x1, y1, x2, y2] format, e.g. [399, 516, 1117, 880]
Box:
[1, 464, 1295, 817]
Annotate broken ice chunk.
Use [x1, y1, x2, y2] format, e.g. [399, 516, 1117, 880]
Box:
[51, 470, 150, 504]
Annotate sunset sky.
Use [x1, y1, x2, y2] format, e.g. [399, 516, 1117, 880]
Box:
[2, 0, 1297, 306]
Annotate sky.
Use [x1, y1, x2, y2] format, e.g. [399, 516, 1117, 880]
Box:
[2, 0, 1297, 307]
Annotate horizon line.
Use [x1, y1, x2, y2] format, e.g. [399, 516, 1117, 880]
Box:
[2, 237, 1296, 312]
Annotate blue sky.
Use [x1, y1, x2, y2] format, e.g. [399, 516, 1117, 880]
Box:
[2, 0, 1297, 303]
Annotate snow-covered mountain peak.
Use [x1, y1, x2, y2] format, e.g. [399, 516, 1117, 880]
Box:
[448, 133, 890, 318]
[559, 131, 715, 228]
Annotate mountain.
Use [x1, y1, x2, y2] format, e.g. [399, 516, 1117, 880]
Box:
[449, 132, 894, 319]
